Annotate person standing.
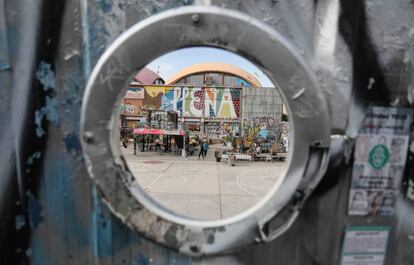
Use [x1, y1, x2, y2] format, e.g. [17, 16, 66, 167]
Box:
[184, 134, 190, 159]
[140, 135, 145, 152]
[198, 141, 205, 160]
[133, 135, 138, 155]
[203, 141, 209, 157]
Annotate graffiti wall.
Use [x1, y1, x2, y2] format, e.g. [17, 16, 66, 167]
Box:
[121, 87, 160, 116]
[204, 122, 221, 134]
[242, 116, 277, 139]
[121, 98, 143, 116]
[156, 86, 240, 118]
[240, 87, 283, 140]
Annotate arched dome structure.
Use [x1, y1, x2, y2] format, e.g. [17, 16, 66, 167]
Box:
[166, 62, 262, 87]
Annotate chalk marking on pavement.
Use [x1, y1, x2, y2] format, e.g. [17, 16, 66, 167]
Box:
[236, 171, 261, 197]
[148, 175, 187, 189]
[144, 162, 174, 191]
[236, 167, 280, 197]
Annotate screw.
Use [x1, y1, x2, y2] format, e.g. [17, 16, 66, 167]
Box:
[191, 14, 200, 25]
[83, 131, 94, 143]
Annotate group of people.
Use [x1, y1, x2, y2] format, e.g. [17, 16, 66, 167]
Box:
[184, 135, 210, 159]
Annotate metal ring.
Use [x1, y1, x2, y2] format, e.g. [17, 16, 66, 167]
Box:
[80, 6, 330, 256]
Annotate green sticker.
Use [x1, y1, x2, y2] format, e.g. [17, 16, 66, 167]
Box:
[368, 144, 389, 169]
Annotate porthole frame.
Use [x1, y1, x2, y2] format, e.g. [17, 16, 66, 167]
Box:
[81, 6, 330, 256]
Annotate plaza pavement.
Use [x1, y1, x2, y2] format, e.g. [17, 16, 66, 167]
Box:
[122, 144, 287, 220]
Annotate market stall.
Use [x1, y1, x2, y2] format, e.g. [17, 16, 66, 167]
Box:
[133, 128, 185, 153]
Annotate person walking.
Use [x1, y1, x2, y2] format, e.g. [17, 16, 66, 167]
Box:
[203, 141, 209, 157]
[140, 135, 145, 152]
[198, 141, 205, 160]
[133, 135, 138, 155]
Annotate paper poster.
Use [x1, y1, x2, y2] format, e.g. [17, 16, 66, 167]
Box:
[340, 226, 390, 265]
[348, 107, 413, 216]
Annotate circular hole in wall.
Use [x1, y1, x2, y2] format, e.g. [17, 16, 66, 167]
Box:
[117, 47, 291, 221]
[81, 6, 331, 254]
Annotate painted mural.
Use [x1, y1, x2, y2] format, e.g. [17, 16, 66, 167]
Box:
[141, 86, 240, 118]
[241, 116, 278, 141]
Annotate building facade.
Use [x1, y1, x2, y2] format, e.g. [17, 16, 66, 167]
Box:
[163, 62, 284, 145]
[120, 68, 165, 128]
[123, 62, 286, 150]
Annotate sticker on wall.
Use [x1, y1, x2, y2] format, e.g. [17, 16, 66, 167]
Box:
[340, 226, 390, 265]
[348, 107, 413, 216]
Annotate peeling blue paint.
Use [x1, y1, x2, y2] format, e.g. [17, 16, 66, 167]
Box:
[27, 192, 44, 230]
[64, 74, 82, 106]
[0, 60, 11, 71]
[97, 0, 112, 13]
[35, 96, 60, 137]
[92, 187, 113, 258]
[27, 152, 42, 165]
[134, 254, 150, 265]
[88, 14, 111, 66]
[63, 132, 82, 155]
[59, 162, 91, 247]
[15, 214, 26, 230]
[36, 61, 56, 91]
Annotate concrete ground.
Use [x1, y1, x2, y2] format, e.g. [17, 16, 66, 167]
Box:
[122, 144, 287, 220]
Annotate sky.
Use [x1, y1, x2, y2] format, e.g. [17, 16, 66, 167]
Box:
[146, 47, 275, 87]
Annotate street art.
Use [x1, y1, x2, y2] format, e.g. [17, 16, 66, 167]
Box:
[143, 86, 240, 118]
[138, 104, 157, 115]
[204, 122, 221, 134]
[242, 116, 279, 140]
[124, 104, 136, 113]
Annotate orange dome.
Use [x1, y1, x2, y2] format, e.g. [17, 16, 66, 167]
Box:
[166, 62, 262, 87]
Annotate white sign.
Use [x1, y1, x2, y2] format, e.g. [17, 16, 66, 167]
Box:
[340, 226, 390, 265]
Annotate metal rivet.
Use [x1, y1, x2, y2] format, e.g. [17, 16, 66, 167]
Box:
[83, 131, 94, 143]
[191, 14, 200, 25]
[293, 190, 304, 201]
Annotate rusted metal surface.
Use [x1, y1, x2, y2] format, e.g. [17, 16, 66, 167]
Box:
[80, 5, 330, 256]
[0, 0, 413, 264]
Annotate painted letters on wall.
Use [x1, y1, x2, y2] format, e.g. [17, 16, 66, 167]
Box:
[153, 86, 240, 118]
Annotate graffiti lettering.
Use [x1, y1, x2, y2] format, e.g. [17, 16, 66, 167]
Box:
[204, 122, 221, 134]
[98, 55, 130, 91]
[160, 86, 240, 118]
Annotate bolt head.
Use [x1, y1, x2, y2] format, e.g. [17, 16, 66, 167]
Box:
[191, 14, 200, 25]
[83, 131, 94, 143]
